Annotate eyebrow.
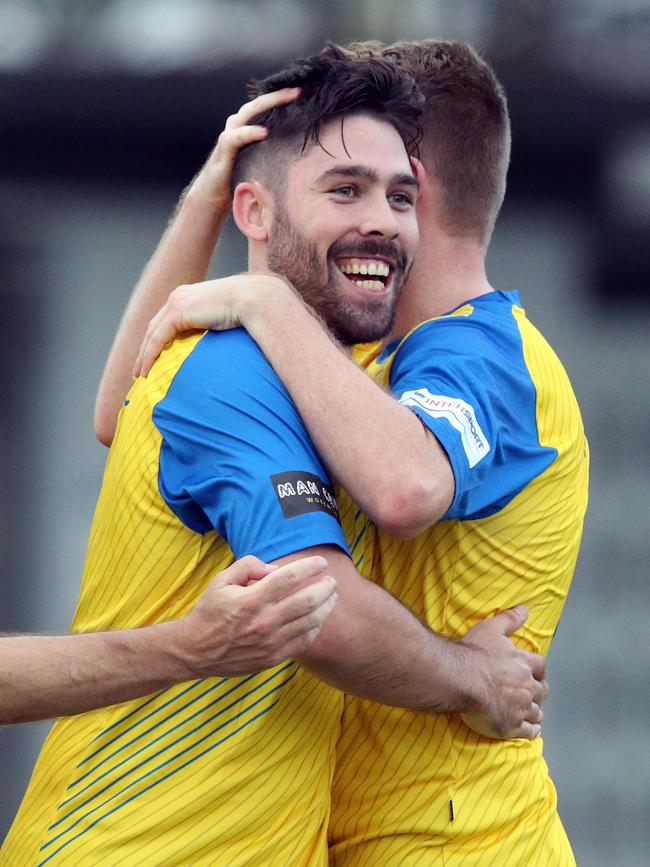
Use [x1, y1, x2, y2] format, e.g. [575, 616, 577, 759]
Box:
[318, 164, 420, 191]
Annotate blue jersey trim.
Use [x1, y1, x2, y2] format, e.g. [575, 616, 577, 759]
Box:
[388, 291, 557, 520]
[152, 330, 349, 560]
[39, 666, 297, 866]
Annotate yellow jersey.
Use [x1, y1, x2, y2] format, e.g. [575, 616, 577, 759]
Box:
[2, 328, 354, 867]
[330, 291, 588, 866]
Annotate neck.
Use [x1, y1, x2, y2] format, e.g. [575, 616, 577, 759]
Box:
[388, 228, 493, 341]
[248, 245, 267, 272]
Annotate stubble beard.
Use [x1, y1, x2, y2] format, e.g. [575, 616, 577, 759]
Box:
[267, 206, 408, 346]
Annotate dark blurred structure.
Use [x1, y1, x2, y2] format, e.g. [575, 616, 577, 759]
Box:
[2, 0, 649, 301]
[1, 2, 648, 865]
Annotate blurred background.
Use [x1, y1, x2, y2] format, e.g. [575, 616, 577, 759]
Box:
[1, 1, 648, 864]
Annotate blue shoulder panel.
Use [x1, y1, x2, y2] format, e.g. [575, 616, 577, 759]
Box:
[389, 292, 557, 520]
[153, 329, 350, 562]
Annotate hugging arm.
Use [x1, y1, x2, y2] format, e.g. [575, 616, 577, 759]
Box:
[136, 275, 454, 537]
[149, 332, 545, 740]
[94, 89, 301, 446]
[285, 544, 546, 739]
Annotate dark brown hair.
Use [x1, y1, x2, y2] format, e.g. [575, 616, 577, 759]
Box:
[346, 39, 511, 244]
[231, 44, 423, 194]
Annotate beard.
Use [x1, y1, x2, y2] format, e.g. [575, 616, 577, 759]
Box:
[266, 206, 410, 346]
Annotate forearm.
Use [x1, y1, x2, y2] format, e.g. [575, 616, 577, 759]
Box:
[245, 286, 451, 534]
[0, 623, 193, 725]
[293, 550, 479, 713]
[304, 589, 475, 712]
[95, 185, 227, 445]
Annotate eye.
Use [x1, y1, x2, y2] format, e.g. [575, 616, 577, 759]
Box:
[330, 184, 357, 198]
[390, 191, 415, 208]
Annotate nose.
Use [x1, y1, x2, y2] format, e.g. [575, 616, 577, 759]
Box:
[358, 196, 399, 240]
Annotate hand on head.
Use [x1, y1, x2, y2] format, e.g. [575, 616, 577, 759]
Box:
[191, 88, 301, 208]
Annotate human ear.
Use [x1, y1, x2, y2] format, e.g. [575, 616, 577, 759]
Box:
[410, 157, 426, 192]
[409, 156, 435, 213]
[233, 182, 274, 241]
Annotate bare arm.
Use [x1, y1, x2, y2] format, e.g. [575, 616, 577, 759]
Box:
[0, 555, 336, 725]
[242, 285, 454, 536]
[282, 546, 546, 739]
[0, 548, 544, 737]
[94, 190, 224, 445]
[136, 275, 455, 537]
[94, 89, 301, 446]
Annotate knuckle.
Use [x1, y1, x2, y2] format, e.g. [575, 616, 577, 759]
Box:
[254, 616, 273, 638]
[301, 590, 316, 610]
[241, 596, 260, 618]
[169, 287, 187, 310]
[281, 566, 298, 585]
[303, 611, 321, 630]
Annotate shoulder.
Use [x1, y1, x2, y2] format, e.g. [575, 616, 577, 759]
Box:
[156, 328, 286, 415]
[395, 292, 523, 364]
[174, 328, 270, 382]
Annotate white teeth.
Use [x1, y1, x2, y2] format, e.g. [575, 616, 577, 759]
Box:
[357, 279, 384, 289]
[339, 259, 391, 278]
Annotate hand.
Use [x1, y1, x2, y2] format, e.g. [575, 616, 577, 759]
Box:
[177, 554, 337, 678]
[459, 605, 548, 740]
[133, 273, 289, 377]
[189, 87, 301, 210]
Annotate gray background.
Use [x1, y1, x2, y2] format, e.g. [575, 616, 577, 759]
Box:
[1, 1, 649, 865]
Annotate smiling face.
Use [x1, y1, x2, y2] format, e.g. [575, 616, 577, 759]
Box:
[265, 113, 420, 345]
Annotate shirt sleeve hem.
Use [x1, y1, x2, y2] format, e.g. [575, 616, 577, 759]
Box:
[239, 530, 351, 564]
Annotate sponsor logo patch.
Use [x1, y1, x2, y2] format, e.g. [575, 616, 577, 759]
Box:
[400, 388, 490, 468]
[271, 471, 340, 521]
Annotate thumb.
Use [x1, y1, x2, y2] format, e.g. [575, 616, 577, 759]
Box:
[209, 556, 275, 589]
[491, 604, 528, 637]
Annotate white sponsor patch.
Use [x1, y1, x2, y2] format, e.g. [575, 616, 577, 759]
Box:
[400, 388, 490, 468]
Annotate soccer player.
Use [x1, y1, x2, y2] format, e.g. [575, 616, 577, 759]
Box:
[0, 555, 338, 725]
[130, 42, 588, 865]
[0, 51, 545, 867]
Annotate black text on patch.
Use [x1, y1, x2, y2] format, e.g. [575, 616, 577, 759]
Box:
[271, 471, 340, 521]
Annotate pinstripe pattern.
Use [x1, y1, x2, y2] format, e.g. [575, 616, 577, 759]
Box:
[330, 301, 587, 866]
[1, 332, 353, 866]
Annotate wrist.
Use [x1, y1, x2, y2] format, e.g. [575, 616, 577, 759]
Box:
[239, 275, 293, 338]
[162, 610, 235, 681]
[134, 619, 204, 683]
[423, 638, 488, 714]
[182, 174, 231, 220]
[452, 640, 490, 713]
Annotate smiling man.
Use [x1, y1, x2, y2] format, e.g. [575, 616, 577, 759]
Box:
[230, 111, 419, 347]
[0, 49, 545, 867]
[259, 153, 416, 347]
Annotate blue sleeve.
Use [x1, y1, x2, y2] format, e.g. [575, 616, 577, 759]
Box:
[153, 329, 350, 562]
[389, 316, 557, 520]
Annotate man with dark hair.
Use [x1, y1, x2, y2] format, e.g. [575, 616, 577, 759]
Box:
[124, 40, 586, 866]
[1, 51, 544, 867]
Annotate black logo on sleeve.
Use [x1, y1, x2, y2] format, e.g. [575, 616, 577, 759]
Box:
[271, 471, 340, 522]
